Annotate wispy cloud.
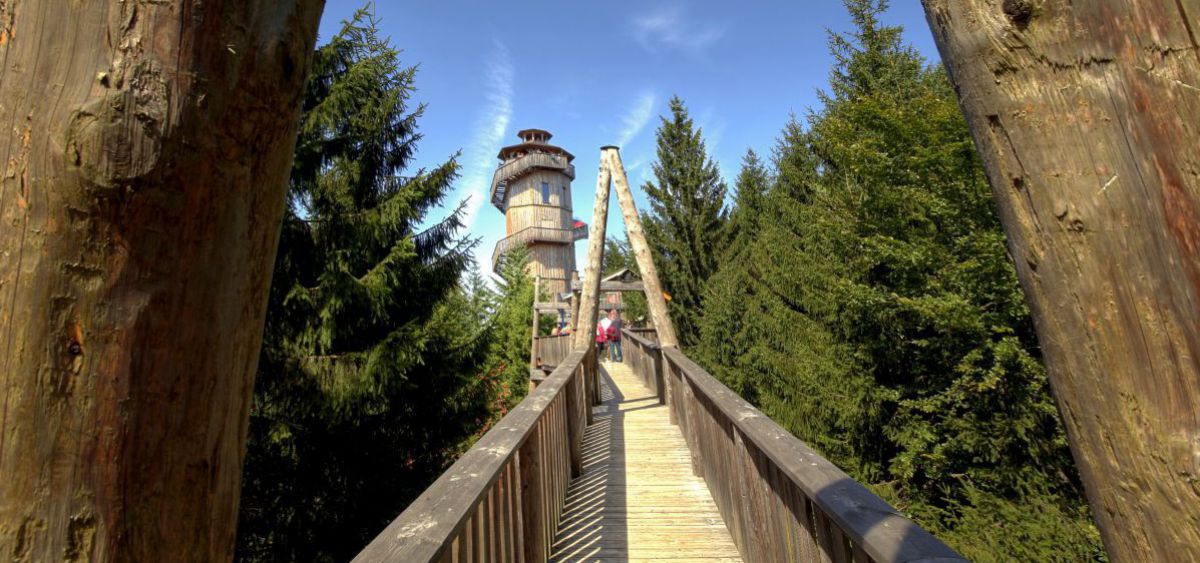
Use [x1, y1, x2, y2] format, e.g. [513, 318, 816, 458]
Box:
[459, 40, 514, 232]
[631, 5, 726, 54]
[616, 91, 656, 147]
[454, 40, 514, 284]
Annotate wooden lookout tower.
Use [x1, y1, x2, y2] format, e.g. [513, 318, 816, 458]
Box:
[490, 129, 587, 297]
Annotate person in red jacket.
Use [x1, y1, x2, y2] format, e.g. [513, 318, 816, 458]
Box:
[606, 310, 623, 363]
[595, 319, 607, 359]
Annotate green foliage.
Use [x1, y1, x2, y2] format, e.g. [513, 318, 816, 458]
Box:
[723, 149, 770, 259]
[236, 10, 491, 561]
[485, 247, 535, 409]
[642, 96, 729, 345]
[693, 1, 1105, 559]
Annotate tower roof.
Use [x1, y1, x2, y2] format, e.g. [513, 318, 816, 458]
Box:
[498, 129, 574, 162]
[517, 128, 553, 142]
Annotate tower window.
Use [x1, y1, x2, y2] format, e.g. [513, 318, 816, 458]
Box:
[541, 182, 550, 204]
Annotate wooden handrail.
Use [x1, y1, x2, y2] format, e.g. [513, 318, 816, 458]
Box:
[621, 327, 658, 347]
[491, 225, 586, 272]
[354, 349, 591, 562]
[655, 346, 967, 563]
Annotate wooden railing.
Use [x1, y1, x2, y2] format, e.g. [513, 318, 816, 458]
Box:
[491, 226, 587, 272]
[620, 328, 664, 402]
[354, 350, 592, 562]
[534, 334, 572, 368]
[621, 328, 966, 563]
[489, 152, 576, 209]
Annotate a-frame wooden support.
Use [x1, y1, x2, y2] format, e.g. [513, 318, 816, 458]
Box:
[573, 146, 679, 351]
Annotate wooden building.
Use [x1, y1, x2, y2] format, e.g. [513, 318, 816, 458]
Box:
[490, 129, 586, 297]
[599, 268, 638, 312]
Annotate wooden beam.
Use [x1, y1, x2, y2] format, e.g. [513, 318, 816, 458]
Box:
[572, 157, 612, 350]
[569, 280, 645, 292]
[604, 147, 679, 348]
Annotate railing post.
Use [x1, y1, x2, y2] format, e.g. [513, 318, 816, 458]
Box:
[683, 378, 703, 478]
[518, 430, 546, 563]
[583, 347, 595, 424]
[565, 367, 584, 478]
[652, 344, 665, 405]
[665, 357, 678, 425]
[590, 349, 601, 406]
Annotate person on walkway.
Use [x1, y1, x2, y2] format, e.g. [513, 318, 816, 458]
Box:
[595, 319, 607, 360]
[606, 310, 623, 363]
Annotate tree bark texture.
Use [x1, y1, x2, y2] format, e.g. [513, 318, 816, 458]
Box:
[604, 148, 679, 349]
[922, 2, 1200, 559]
[0, 1, 324, 561]
[573, 157, 611, 350]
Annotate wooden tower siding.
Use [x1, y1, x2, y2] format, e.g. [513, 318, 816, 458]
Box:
[492, 130, 581, 298]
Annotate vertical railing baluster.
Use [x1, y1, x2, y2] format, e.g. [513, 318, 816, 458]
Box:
[513, 451, 526, 563]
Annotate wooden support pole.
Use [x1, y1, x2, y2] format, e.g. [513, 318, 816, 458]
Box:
[603, 147, 680, 348]
[573, 156, 612, 351]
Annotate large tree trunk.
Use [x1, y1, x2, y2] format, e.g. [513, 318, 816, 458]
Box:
[0, 2, 324, 561]
[922, 2, 1200, 559]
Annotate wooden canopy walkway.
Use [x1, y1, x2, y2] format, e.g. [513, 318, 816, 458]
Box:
[550, 360, 741, 562]
[353, 329, 966, 562]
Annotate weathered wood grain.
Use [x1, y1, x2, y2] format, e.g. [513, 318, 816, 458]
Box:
[921, 2, 1200, 559]
[0, 1, 325, 560]
[572, 156, 611, 352]
[604, 148, 680, 348]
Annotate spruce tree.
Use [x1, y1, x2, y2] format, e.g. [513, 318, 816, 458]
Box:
[642, 96, 729, 346]
[697, 1, 1104, 559]
[237, 10, 490, 561]
[697, 150, 769, 396]
[723, 149, 770, 260]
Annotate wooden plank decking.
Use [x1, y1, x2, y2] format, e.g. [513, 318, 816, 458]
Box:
[550, 359, 742, 562]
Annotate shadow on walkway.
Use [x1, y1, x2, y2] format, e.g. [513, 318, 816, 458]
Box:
[549, 366, 628, 561]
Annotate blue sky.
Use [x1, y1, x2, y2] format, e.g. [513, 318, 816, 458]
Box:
[316, 1, 942, 283]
